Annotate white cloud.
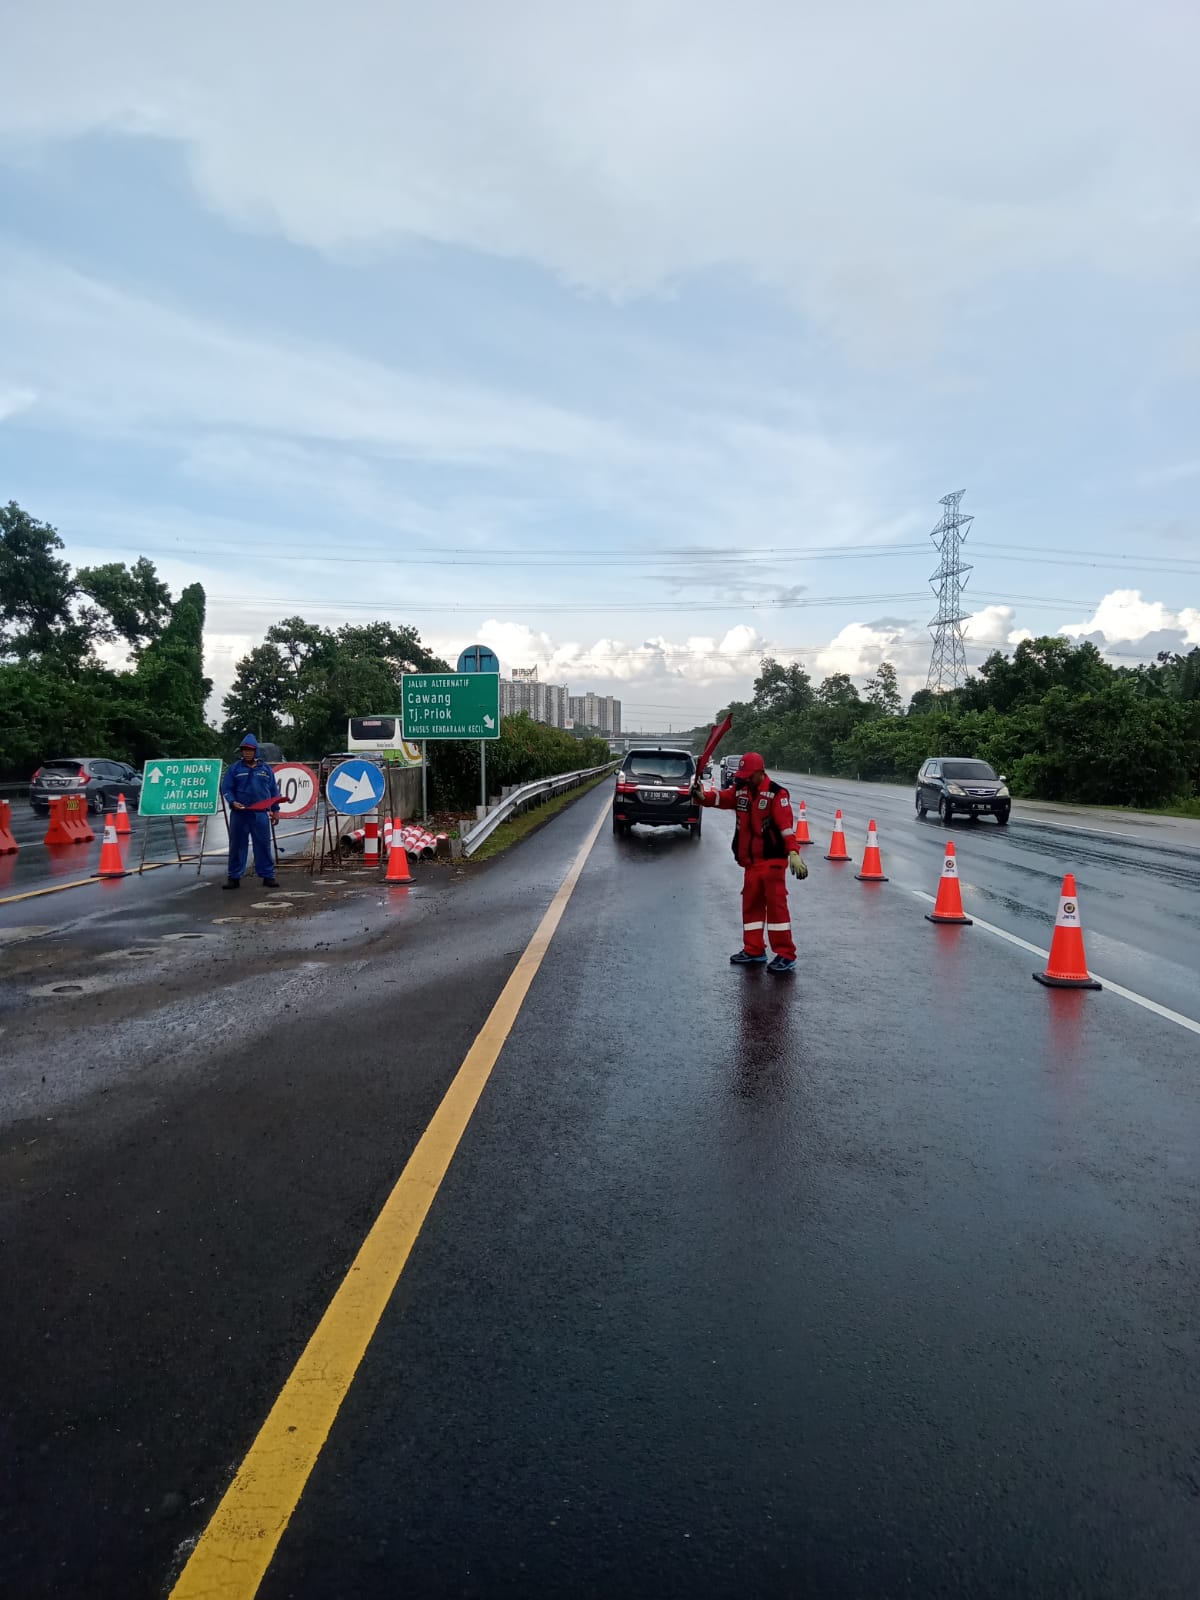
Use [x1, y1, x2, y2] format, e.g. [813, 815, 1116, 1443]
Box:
[815, 620, 907, 678]
[4, 3, 1198, 349]
[963, 604, 1016, 646]
[1061, 589, 1184, 644]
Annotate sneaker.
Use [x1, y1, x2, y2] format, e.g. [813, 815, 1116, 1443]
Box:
[767, 956, 797, 974]
[730, 950, 768, 965]
[222, 878, 240, 890]
[262, 877, 281, 889]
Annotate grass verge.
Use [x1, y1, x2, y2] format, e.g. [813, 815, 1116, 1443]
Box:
[468, 771, 610, 862]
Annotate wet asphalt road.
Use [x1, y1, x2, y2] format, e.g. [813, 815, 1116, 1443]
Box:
[1, 779, 1198, 1598]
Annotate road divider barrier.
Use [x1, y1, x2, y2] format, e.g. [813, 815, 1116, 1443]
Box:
[67, 796, 95, 843]
[795, 799, 812, 845]
[363, 819, 379, 864]
[854, 819, 889, 882]
[1033, 874, 1102, 990]
[115, 793, 132, 835]
[97, 815, 128, 878]
[43, 798, 80, 846]
[0, 800, 18, 854]
[824, 808, 852, 862]
[925, 842, 972, 924]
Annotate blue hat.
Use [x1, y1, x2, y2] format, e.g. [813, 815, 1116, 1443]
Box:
[239, 733, 259, 750]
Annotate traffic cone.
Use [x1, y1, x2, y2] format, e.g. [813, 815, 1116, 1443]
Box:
[0, 799, 18, 854]
[854, 819, 889, 882]
[184, 814, 200, 825]
[824, 808, 851, 861]
[382, 816, 394, 853]
[1033, 874, 1101, 989]
[115, 793, 132, 835]
[43, 798, 76, 846]
[97, 815, 128, 877]
[925, 841, 972, 924]
[795, 800, 812, 845]
[385, 824, 412, 883]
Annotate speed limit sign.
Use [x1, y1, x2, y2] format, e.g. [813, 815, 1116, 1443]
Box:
[271, 762, 318, 818]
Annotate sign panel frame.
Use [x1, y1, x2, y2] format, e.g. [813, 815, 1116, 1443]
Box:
[402, 673, 501, 741]
[138, 758, 224, 817]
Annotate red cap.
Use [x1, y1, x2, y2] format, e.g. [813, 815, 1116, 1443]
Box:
[736, 752, 765, 778]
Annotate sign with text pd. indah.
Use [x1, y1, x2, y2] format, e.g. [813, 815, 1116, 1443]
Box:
[402, 673, 500, 740]
[139, 758, 224, 817]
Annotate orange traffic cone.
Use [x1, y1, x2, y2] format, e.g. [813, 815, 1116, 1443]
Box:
[184, 814, 200, 825]
[115, 793, 132, 835]
[0, 799, 18, 854]
[43, 798, 76, 846]
[97, 815, 127, 877]
[1033, 874, 1101, 989]
[854, 819, 888, 882]
[925, 841, 972, 924]
[385, 822, 412, 883]
[795, 800, 812, 845]
[824, 808, 851, 862]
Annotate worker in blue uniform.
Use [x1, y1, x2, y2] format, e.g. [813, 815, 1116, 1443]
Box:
[220, 735, 282, 889]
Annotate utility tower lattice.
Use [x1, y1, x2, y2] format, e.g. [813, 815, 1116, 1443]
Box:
[925, 490, 974, 692]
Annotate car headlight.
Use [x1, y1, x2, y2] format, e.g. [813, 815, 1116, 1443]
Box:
[996, 785, 1009, 798]
[946, 783, 965, 796]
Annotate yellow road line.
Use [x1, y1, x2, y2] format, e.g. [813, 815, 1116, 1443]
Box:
[170, 796, 610, 1600]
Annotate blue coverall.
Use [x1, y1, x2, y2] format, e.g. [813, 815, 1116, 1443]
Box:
[220, 747, 281, 881]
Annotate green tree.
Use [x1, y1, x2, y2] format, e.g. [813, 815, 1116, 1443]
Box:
[130, 583, 214, 758]
[864, 660, 902, 716]
[0, 501, 88, 665]
[76, 557, 172, 654]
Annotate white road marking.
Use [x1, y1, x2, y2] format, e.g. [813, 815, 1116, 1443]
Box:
[911, 890, 1200, 1036]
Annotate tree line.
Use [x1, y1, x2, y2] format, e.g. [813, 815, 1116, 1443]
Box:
[693, 643, 1200, 811]
[0, 502, 609, 809]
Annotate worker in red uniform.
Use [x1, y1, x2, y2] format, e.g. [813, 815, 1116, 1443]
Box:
[696, 752, 807, 972]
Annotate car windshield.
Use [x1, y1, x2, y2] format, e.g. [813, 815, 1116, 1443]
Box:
[942, 760, 998, 781]
[625, 753, 692, 780]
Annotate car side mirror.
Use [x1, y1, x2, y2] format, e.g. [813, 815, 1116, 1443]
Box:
[999, 774, 1008, 784]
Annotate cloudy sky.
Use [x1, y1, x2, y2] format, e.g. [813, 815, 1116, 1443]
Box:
[2, 1, 1198, 728]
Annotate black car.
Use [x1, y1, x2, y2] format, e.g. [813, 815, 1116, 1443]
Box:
[719, 753, 743, 786]
[30, 758, 143, 815]
[613, 747, 701, 837]
[916, 757, 1010, 825]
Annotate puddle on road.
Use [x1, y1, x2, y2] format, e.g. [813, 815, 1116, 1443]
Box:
[251, 901, 293, 910]
[160, 932, 209, 942]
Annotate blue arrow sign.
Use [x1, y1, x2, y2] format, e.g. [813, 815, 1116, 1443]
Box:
[326, 758, 387, 815]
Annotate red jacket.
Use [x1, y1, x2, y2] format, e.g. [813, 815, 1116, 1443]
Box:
[702, 777, 799, 867]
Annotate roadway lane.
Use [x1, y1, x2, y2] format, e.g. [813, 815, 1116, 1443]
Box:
[3, 785, 1199, 1597]
[778, 772, 1200, 1025]
[243, 799, 1197, 1596]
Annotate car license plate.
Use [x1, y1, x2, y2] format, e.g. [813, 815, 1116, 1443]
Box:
[640, 790, 670, 801]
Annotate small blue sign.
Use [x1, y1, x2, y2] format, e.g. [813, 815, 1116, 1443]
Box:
[326, 758, 387, 815]
[457, 644, 500, 674]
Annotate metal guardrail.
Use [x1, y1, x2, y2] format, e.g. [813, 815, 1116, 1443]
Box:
[460, 762, 616, 857]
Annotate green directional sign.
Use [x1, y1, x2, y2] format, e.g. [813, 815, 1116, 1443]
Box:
[402, 673, 500, 740]
[138, 758, 224, 816]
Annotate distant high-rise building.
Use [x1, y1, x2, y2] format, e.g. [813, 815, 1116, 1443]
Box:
[499, 664, 570, 728]
[567, 693, 621, 735]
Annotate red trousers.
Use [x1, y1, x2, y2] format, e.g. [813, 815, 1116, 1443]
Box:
[741, 861, 795, 959]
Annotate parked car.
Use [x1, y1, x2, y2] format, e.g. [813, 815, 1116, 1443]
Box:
[613, 747, 701, 838]
[916, 757, 1010, 825]
[29, 758, 143, 815]
[719, 753, 744, 786]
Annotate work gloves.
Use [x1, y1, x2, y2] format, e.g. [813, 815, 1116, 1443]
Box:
[691, 780, 704, 801]
[788, 851, 808, 880]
